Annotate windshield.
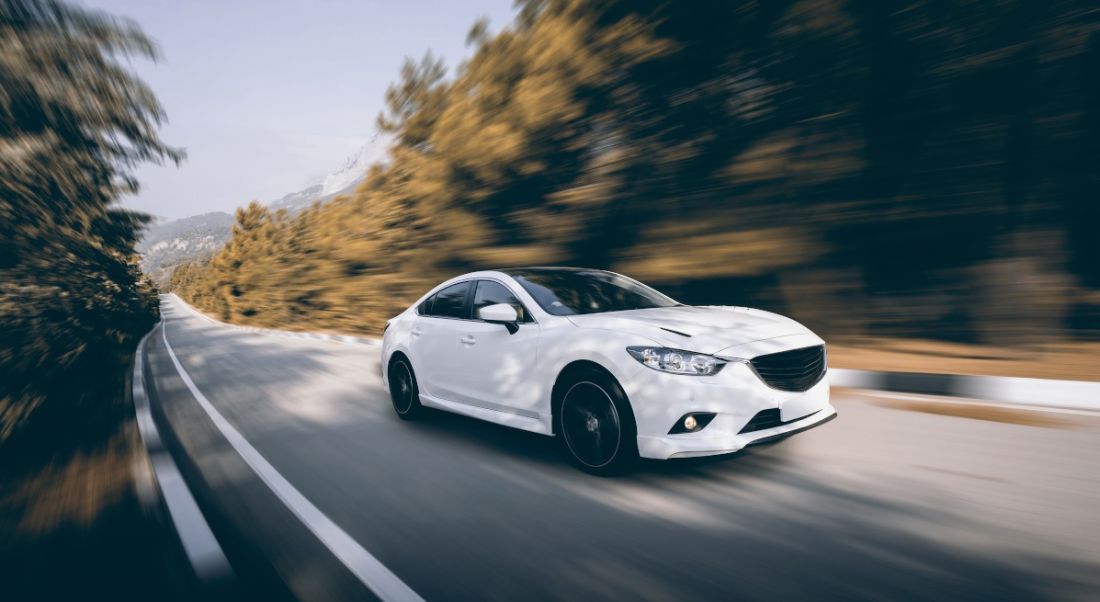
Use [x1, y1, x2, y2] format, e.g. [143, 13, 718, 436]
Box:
[508, 269, 678, 316]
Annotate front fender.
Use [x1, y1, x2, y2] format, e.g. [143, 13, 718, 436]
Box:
[380, 317, 417, 388]
[541, 327, 661, 396]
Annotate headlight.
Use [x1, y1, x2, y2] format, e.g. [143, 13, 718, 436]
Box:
[626, 346, 727, 376]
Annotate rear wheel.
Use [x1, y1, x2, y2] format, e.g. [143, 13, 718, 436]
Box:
[388, 357, 423, 420]
[555, 368, 637, 476]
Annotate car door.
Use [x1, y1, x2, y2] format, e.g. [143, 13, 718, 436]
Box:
[409, 280, 472, 402]
[449, 279, 541, 419]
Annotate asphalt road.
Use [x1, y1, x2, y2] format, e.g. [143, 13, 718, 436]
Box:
[142, 295, 1100, 601]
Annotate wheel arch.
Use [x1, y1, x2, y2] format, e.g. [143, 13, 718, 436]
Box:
[385, 349, 413, 386]
[551, 360, 635, 436]
[387, 349, 413, 372]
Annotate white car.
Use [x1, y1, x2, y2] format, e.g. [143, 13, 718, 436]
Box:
[381, 267, 836, 475]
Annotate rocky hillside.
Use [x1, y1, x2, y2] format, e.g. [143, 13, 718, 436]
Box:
[137, 212, 234, 284]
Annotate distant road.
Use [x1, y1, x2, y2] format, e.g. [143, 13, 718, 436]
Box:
[141, 295, 1100, 601]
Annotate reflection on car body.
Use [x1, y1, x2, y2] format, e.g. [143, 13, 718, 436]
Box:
[381, 267, 835, 475]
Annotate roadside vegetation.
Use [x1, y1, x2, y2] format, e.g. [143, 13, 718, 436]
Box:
[1, 0, 177, 597]
[172, 0, 1100, 355]
[1, 0, 173, 447]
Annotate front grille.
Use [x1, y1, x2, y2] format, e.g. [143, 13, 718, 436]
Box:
[749, 345, 826, 392]
[739, 408, 822, 434]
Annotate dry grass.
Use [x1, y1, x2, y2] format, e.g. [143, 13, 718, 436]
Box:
[0, 417, 172, 601]
[873, 398, 1073, 428]
[830, 338, 1100, 382]
[0, 422, 139, 535]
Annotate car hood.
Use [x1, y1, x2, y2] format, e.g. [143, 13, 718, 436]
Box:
[565, 305, 811, 355]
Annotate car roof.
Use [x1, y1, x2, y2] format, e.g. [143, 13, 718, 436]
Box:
[428, 267, 612, 293]
[494, 266, 604, 275]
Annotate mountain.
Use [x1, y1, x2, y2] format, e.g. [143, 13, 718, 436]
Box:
[139, 134, 389, 282]
[268, 135, 389, 214]
[268, 183, 325, 213]
[138, 211, 235, 284]
[322, 141, 382, 195]
[266, 179, 358, 214]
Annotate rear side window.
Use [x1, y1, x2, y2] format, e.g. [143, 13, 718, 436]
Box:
[428, 281, 471, 319]
[473, 280, 531, 322]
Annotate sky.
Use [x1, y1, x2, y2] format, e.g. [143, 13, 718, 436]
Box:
[78, 0, 515, 219]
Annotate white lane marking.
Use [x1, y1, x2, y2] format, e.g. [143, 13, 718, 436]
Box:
[159, 321, 424, 602]
[856, 389, 1100, 417]
[132, 328, 233, 581]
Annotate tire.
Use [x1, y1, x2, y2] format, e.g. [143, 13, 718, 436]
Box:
[554, 367, 638, 476]
[388, 357, 423, 420]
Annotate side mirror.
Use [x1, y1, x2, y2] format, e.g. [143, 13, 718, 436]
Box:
[478, 303, 520, 334]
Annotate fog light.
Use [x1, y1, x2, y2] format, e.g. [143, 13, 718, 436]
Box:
[668, 412, 716, 434]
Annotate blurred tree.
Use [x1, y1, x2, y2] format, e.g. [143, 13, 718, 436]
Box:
[377, 52, 448, 151]
[0, 0, 178, 443]
[174, 0, 1100, 346]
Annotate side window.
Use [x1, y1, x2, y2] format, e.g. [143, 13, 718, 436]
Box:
[473, 280, 530, 322]
[417, 295, 434, 315]
[430, 281, 471, 319]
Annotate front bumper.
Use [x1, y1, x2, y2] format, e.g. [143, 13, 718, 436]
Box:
[625, 353, 835, 460]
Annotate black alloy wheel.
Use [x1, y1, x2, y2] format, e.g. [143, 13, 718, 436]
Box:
[557, 370, 637, 475]
[389, 358, 423, 419]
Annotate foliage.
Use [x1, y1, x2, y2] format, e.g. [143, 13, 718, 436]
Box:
[0, 0, 176, 443]
[173, 0, 1100, 345]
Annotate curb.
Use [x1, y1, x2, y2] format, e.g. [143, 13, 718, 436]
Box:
[830, 368, 1100, 412]
[131, 325, 236, 589]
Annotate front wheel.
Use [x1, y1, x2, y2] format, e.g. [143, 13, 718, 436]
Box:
[555, 369, 637, 476]
[388, 357, 423, 420]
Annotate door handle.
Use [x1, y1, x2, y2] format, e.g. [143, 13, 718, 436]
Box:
[411, 327, 422, 337]
[460, 335, 476, 346]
